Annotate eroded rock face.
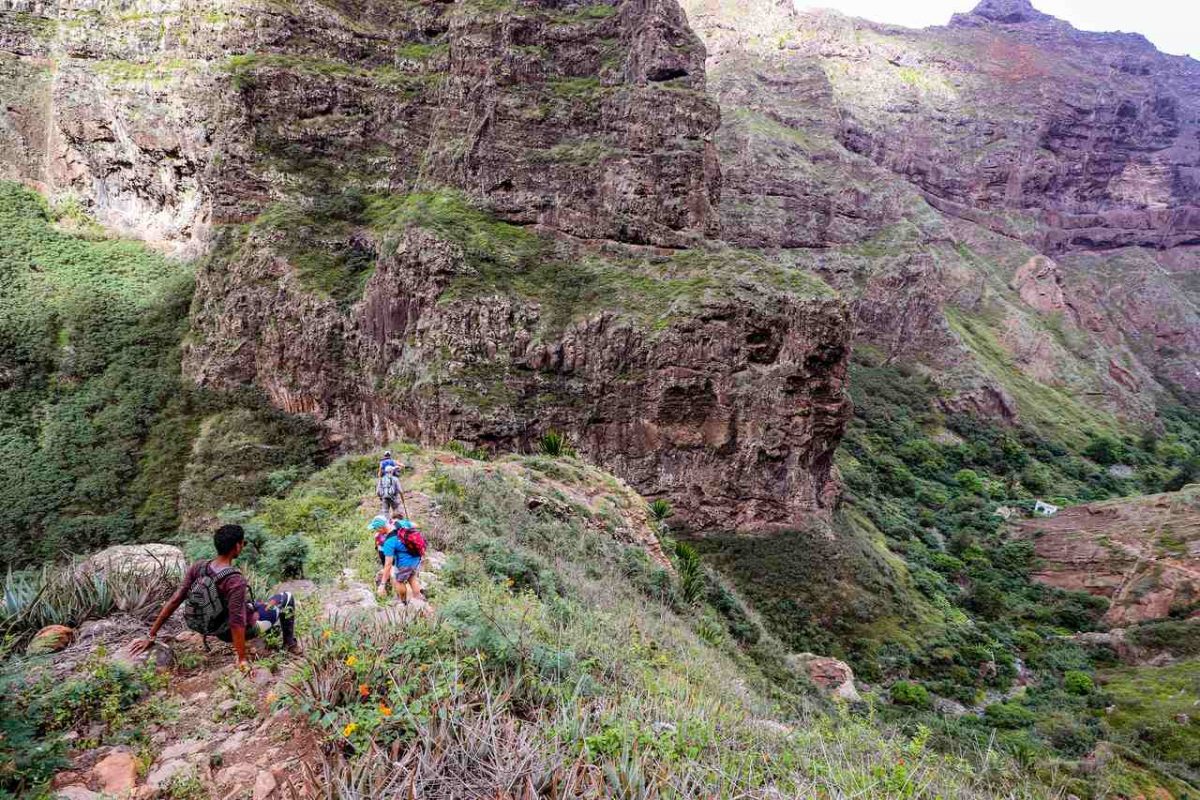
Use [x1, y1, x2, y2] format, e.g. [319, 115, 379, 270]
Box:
[678, 0, 1200, 420]
[1016, 488, 1200, 627]
[1, 0, 720, 252]
[0, 0, 856, 531]
[187, 225, 851, 530]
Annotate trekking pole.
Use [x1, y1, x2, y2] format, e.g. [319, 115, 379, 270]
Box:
[398, 482, 411, 520]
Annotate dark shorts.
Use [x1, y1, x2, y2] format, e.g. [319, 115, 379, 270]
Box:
[217, 592, 295, 642]
[393, 561, 421, 582]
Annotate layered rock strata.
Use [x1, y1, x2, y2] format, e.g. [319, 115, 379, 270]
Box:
[0, 0, 852, 530]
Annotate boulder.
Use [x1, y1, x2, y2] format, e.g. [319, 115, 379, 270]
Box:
[158, 739, 208, 761]
[253, 769, 278, 800]
[111, 639, 174, 670]
[54, 787, 101, 800]
[145, 759, 190, 789]
[27, 624, 74, 655]
[788, 653, 862, 703]
[216, 763, 259, 786]
[81, 544, 186, 578]
[91, 750, 138, 797]
[933, 697, 970, 717]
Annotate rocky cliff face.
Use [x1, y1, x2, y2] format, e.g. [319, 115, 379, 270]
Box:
[679, 0, 1200, 429]
[0, 0, 851, 531]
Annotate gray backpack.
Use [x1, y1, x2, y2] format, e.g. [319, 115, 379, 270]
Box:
[184, 561, 238, 638]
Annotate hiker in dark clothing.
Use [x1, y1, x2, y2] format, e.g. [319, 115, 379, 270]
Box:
[377, 464, 402, 516]
[132, 525, 299, 668]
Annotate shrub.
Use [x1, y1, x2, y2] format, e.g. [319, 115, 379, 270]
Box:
[954, 469, 984, 494]
[1082, 434, 1127, 466]
[1126, 619, 1200, 657]
[261, 533, 311, 580]
[984, 702, 1036, 729]
[468, 538, 560, 598]
[648, 499, 672, 523]
[890, 680, 930, 708]
[1063, 670, 1094, 696]
[1, 560, 178, 642]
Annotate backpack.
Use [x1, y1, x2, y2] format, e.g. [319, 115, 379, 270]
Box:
[377, 474, 398, 499]
[183, 561, 239, 638]
[399, 527, 426, 558]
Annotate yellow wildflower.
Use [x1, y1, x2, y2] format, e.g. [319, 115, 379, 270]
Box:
[345, 654, 358, 667]
[342, 722, 358, 737]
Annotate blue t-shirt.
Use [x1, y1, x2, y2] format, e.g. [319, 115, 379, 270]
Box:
[381, 534, 421, 569]
[380, 458, 397, 474]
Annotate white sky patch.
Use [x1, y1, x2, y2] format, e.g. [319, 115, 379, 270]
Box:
[794, 0, 1200, 60]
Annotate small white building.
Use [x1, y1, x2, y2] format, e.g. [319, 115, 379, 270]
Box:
[1033, 500, 1059, 517]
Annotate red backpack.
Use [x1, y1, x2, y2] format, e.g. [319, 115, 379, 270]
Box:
[399, 527, 426, 558]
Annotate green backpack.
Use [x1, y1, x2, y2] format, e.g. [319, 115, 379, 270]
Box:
[184, 561, 239, 639]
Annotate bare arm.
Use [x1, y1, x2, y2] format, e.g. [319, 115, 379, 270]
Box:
[130, 582, 188, 654]
[231, 625, 248, 665]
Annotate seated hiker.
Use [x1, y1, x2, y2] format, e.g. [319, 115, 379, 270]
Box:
[376, 519, 426, 605]
[132, 524, 299, 667]
[378, 450, 397, 478]
[377, 464, 402, 517]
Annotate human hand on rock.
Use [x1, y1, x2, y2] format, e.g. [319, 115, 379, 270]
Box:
[128, 637, 154, 655]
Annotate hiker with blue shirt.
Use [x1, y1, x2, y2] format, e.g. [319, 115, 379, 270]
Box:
[375, 518, 427, 605]
[378, 450, 397, 477]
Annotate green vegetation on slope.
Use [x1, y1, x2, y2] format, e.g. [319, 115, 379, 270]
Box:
[823, 350, 1200, 793]
[243, 187, 835, 333]
[191, 447, 1055, 798]
[0, 182, 322, 567]
[0, 182, 195, 561]
[1100, 661, 1200, 786]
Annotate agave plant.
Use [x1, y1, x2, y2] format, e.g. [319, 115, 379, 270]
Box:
[0, 559, 178, 642]
[538, 431, 576, 458]
[673, 541, 704, 607]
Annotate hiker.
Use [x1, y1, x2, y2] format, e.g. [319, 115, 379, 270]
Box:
[377, 464, 402, 516]
[378, 450, 397, 477]
[376, 519, 426, 605]
[132, 524, 299, 668]
[370, 515, 393, 593]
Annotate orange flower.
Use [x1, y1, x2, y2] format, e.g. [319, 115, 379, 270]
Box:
[321, 629, 331, 640]
[379, 703, 393, 717]
[359, 683, 370, 698]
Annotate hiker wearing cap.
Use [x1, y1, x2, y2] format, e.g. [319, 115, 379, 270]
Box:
[378, 450, 397, 477]
[369, 515, 394, 595]
[377, 464, 402, 517]
[376, 519, 427, 605]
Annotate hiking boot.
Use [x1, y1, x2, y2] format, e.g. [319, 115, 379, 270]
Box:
[285, 640, 303, 656]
